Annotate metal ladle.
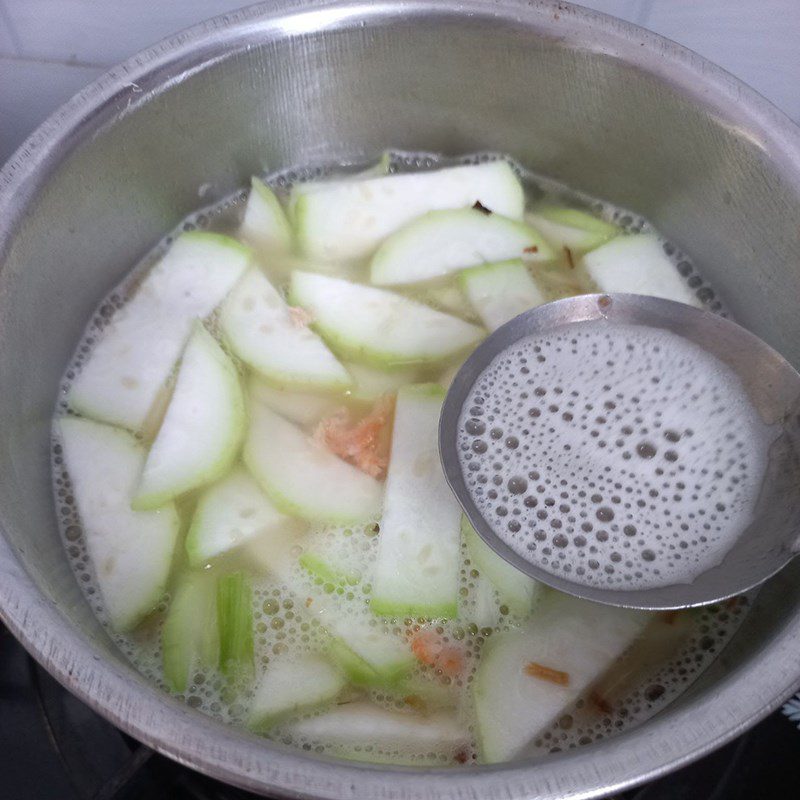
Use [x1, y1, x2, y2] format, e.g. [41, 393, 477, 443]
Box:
[440, 294, 800, 609]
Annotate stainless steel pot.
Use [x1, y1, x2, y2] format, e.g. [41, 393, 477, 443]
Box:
[1, 2, 800, 797]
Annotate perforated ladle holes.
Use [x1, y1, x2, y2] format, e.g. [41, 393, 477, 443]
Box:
[458, 322, 771, 590]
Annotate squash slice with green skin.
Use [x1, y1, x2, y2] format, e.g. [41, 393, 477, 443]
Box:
[462, 518, 543, 618]
[58, 416, 180, 632]
[244, 399, 383, 524]
[371, 385, 461, 619]
[299, 550, 361, 587]
[185, 467, 293, 567]
[327, 636, 412, 690]
[248, 653, 345, 731]
[525, 205, 619, 254]
[240, 177, 292, 255]
[68, 232, 250, 432]
[582, 234, 701, 307]
[133, 323, 245, 510]
[265, 542, 414, 688]
[292, 160, 525, 261]
[289, 271, 484, 368]
[473, 591, 651, 763]
[460, 259, 546, 331]
[370, 208, 553, 286]
[220, 267, 352, 392]
[284, 702, 468, 765]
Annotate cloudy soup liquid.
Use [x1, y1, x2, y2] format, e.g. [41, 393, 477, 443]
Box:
[52, 151, 751, 766]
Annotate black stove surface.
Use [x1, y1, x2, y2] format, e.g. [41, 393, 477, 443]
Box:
[2, 624, 798, 800]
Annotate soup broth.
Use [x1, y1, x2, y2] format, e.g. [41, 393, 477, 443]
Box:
[52, 151, 747, 766]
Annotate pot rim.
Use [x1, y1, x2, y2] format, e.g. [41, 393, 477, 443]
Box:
[2, 2, 800, 798]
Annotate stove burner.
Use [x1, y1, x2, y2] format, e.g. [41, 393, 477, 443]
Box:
[1, 625, 797, 799]
[1, 626, 254, 799]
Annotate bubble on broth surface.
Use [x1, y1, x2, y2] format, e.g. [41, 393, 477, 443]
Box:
[457, 322, 771, 589]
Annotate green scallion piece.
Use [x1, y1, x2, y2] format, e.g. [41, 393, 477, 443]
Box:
[216, 571, 254, 679]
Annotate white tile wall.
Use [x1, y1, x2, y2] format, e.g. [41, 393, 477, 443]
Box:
[644, 0, 800, 122]
[0, 0, 799, 166]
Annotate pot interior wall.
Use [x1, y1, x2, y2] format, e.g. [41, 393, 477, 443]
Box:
[1, 0, 799, 768]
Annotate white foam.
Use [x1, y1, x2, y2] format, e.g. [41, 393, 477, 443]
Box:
[458, 322, 771, 589]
